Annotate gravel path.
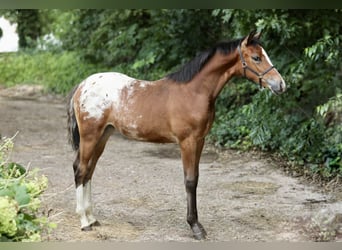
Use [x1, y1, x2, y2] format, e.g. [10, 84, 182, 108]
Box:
[1, 85, 341, 242]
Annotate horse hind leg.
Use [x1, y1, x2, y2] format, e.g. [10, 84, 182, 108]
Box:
[74, 138, 95, 231]
[83, 126, 114, 229]
[73, 151, 99, 230]
[74, 125, 114, 231]
[82, 180, 99, 229]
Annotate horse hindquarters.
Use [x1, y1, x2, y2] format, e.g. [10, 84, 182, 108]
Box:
[68, 84, 114, 230]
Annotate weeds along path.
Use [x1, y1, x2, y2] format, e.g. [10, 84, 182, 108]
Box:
[0, 85, 341, 242]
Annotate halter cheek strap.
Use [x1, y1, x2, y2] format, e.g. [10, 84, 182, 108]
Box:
[237, 44, 274, 88]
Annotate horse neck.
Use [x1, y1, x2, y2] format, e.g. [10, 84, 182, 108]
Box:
[189, 51, 240, 102]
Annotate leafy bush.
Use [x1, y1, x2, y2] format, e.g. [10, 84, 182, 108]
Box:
[57, 9, 222, 81]
[210, 89, 342, 178]
[0, 136, 56, 242]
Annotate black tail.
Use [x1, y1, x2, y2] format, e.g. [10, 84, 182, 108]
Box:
[67, 85, 80, 151]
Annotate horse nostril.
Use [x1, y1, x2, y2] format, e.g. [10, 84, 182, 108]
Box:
[266, 79, 286, 94]
[281, 81, 286, 92]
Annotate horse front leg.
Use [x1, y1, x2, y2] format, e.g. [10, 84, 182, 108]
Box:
[180, 137, 207, 240]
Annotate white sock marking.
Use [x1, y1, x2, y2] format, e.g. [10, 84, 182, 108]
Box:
[76, 185, 90, 228]
[84, 181, 96, 224]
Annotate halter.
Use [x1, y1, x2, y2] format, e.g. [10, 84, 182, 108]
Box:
[237, 44, 274, 88]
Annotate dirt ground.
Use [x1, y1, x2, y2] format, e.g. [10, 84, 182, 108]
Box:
[1, 85, 342, 242]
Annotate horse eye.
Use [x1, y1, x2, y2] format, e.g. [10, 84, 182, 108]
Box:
[252, 56, 261, 62]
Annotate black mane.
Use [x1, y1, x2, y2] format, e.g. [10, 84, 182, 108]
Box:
[166, 38, 245, 83]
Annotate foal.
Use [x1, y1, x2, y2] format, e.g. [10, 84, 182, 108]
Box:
[67, 31, 286, 240]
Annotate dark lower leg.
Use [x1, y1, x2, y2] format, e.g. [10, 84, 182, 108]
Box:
[73, 150, 81, 187]
[185, 178, 207, 240]
[181, 138, 206, 240]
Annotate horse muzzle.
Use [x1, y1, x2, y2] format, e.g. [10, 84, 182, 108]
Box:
[266, 79, 286, 95]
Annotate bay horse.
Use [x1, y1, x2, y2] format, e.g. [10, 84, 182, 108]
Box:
[67, 31, 286, 240]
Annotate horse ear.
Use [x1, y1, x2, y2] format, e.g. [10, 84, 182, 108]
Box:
[246, 30, 257, 45]
[254, 31, 262, 40]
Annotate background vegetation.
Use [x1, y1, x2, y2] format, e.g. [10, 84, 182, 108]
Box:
[0, 136, 55, 241]
[0, 9, 341, 179]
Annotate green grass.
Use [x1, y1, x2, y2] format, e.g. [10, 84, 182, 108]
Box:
[0, 51, 107, 94]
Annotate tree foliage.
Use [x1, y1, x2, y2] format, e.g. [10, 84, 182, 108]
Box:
[58, 9, 223, 79]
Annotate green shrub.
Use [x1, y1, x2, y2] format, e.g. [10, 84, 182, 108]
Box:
[0, 51, 106, 94]
[0, 50, 168, 94]
[210, 90, 342, 179]
[0, 136, 56, 242]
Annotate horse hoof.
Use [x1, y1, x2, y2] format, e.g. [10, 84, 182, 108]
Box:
[91, 221, 101, 227]
[81, 226, 93, 231]
[192, 223, 207, 240]
[193, 231, 206, 240]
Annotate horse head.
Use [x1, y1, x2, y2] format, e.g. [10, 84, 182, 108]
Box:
[238, 31, 286, 95]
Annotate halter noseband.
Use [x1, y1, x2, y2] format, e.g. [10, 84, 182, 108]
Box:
[237, 44, 274, 88]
